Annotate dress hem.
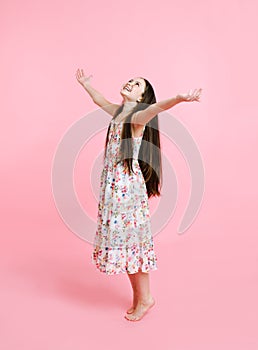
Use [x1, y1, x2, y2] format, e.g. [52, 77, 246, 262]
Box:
[91, 257, 158, 275]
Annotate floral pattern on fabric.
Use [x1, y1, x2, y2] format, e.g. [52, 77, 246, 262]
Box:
[91, 119, 158, 275]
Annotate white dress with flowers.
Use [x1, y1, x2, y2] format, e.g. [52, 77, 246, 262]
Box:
[91, 118, 158, 275]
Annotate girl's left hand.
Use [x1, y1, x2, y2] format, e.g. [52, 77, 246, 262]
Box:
[177, 88, 202, 102]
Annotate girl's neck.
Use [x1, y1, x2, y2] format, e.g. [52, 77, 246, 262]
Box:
[115, 101, 138, 122]
[122, 101, 137, 112]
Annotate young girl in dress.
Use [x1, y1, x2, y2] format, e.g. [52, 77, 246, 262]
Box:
[75, 68, 202, 321]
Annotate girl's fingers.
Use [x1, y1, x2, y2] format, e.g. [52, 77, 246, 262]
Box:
[187, 88, 202, 101]
[76, 68, 82, 80]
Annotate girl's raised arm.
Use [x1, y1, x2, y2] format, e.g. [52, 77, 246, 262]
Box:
[132, 88, 203, 126]
[75, 68, 120, 117]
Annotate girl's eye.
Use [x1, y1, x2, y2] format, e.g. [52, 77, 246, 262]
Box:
[135, 82, 139, 86]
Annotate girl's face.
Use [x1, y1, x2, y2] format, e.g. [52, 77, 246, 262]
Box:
[120, 77, 146, 102]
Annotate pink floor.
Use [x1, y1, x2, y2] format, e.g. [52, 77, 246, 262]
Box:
[2, 187, 257, 349]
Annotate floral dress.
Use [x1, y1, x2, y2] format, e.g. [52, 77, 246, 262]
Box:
[91, 118, 158, 275]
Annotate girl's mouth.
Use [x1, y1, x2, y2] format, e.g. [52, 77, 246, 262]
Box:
[123, 85, 132, 92]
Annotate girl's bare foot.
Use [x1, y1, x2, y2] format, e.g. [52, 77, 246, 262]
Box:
[124, 296, 155, 321]
[126, 306, 134, 314]
[126, 296, 138, 314]
[126, 305, 134, 314]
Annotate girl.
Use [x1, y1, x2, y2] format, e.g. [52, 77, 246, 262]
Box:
[75, 68, 202, 321]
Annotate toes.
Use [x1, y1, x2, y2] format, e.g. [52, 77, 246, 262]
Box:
[124, 313, 138, 321]
[124, 298, 156, 321]
[124, 310, 142, 321]
[126, 308, 134, 314]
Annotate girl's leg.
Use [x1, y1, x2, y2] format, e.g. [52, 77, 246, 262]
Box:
[125, 269, 155, 321]
[126, 272, 138, 314]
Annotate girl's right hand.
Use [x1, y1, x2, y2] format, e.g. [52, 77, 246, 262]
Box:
[75, 68, 93, 86]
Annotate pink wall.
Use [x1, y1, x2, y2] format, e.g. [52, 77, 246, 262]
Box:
[1, 0, 257, 349]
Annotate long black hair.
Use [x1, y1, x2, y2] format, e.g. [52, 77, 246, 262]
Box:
[104, 78, 162, 198]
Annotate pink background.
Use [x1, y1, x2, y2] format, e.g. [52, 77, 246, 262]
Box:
[1, 0, 258, 349]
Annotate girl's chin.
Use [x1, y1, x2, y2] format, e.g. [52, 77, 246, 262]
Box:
[120, 92, 130, 99]
[120, 89, 129, 95]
